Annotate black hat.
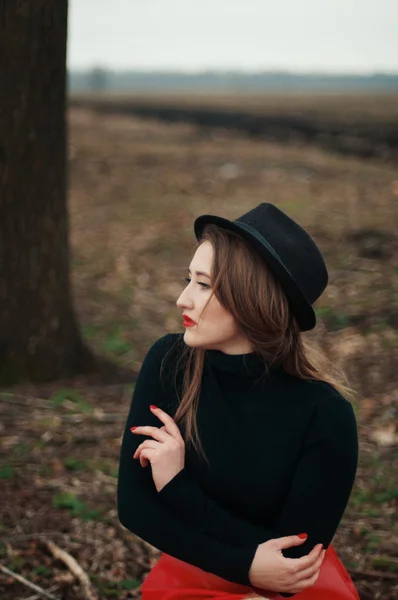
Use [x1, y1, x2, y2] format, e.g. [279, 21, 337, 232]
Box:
[194, 203, 328, 331]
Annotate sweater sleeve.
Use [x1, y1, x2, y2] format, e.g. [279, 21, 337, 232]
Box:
[158, 466, 279, 544]
[271, 395, 358, 558]
[117, 334, 258, 586]
[158, 390, 358, 562]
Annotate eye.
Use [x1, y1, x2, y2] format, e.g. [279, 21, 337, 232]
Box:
[184, 277, 210, 290]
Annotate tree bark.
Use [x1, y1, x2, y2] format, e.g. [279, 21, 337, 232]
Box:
[0, 0, 95, 384]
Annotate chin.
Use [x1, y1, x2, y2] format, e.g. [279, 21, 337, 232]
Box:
[183, 329, 212, 349]
[183, 330, 223, 351]
[183, 330, 200, 347]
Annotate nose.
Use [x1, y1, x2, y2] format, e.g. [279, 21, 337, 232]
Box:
[176, 283, 193, 310]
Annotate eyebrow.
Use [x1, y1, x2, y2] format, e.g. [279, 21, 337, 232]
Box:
[188, 268, 211, 279]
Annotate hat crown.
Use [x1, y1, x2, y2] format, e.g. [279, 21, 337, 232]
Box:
[235, 203, 328, 304]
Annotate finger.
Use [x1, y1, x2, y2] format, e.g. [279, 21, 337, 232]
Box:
[286, 544, 323, 572]
[150, 405, 183, 439]
[275, 534, 310, 550]
[293, 549, 325, 583]
[139, 448, 154, 467]
[140, 455, 149, 468]
[133, 440, 159, 459]
[291, 569, 320, 593]
[310, 544, 324, 562]
[133, 446, 150, 467]
[305, 544, 323, 561]
[130, 426, 169, 443]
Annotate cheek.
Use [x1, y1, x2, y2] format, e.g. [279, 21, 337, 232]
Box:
[204, 301, 237, 333]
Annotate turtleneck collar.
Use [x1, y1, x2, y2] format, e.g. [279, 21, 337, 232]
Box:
[205, 348, 281, 377]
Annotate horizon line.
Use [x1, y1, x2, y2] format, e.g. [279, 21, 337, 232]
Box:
[68, 67, 398, 76]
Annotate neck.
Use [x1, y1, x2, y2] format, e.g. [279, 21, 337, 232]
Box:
[206, 339, 254, 355]
[204, 346, 282, 377]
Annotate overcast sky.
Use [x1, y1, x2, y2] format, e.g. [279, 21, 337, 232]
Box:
[67, 0, 398, 73]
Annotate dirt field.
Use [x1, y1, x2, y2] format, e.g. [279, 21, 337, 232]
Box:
[70, 92, 398, 161]
[1, 100, 397, 599]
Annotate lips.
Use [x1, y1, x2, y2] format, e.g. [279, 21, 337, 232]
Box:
[183, 315, 196, 327]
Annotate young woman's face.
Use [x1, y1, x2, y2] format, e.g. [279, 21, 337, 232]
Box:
[176, 241, 253, 354]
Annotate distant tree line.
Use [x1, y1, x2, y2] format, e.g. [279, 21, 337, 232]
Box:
[68, 68, 398, 93]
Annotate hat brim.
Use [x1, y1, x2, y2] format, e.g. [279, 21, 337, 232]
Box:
[194, 214, 316, 331]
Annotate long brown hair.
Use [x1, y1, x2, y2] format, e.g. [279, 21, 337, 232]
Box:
[166, 224, 356, 465]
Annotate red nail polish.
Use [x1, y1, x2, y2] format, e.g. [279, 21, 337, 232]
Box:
[298, 533, 308, 539]
[150, 405, 158, 410]
[130, 426, 138, 431]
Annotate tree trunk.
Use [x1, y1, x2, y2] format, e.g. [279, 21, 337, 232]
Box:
[0, 1, 95, 384]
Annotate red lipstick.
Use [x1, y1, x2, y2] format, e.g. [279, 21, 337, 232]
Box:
[183, 314, 197, 327]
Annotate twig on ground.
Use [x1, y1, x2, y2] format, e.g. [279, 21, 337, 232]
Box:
[0, 532, 66, 543]
[22, 584, 60, 600]
[46, 540, 98, 600]
[0, 564, 61, 600]
[350, 568, 398, 580]
[0, 395, 51, 408]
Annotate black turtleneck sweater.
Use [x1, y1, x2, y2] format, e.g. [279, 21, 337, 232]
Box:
[117, 333, 358, 594]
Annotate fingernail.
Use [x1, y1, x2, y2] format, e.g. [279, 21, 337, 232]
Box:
[150, 405, 158, 410]
[130, 426, 138, 431]
[298, 533, 308, 539]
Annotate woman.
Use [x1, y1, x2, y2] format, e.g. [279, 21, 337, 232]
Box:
[117, 203, 360, 599]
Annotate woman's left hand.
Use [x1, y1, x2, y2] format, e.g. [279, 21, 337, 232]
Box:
[130, 405, 185, 492]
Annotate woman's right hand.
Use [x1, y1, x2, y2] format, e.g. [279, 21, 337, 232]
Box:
[248, 535, 326, 594]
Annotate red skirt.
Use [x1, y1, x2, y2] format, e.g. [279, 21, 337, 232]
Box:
[141, 543, 360, 600]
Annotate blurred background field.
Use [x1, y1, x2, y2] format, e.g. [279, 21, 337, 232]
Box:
[65, 93, 398, 360]
[2, 92, 398, 599]
[70, 90, 398, 121]
[70, 91, 398, 162]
